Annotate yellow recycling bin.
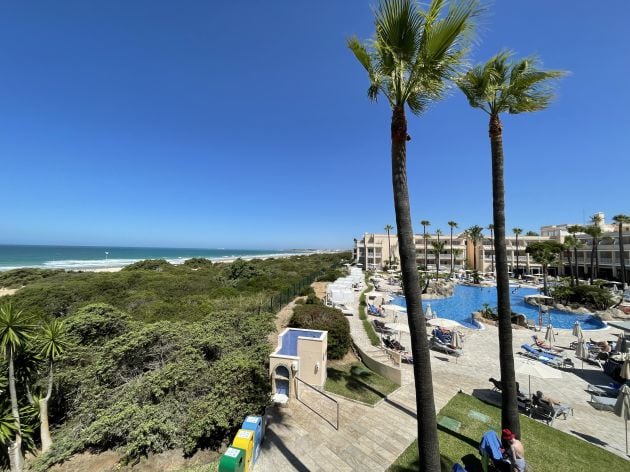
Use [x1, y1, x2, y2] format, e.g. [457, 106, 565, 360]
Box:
[231, 429, 254, 472]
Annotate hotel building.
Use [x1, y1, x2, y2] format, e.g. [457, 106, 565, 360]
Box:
[354, 212, 630, 282]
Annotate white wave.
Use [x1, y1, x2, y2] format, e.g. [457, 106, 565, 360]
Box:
[0, 251, 318, 272]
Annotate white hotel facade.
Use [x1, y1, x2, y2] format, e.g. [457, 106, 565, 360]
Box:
[353, 212, 630, 282]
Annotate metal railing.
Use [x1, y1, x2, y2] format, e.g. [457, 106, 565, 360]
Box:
[295, 376, 339, 430]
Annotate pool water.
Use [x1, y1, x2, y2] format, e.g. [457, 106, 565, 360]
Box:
[391, 285, 606, 330]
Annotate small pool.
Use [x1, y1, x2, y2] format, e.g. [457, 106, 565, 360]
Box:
[391, 285, 606, 330]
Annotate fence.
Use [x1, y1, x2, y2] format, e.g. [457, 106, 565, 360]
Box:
[295, 376, 339, 430]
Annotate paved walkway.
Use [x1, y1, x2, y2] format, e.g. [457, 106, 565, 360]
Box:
[256, 280, 629, 471]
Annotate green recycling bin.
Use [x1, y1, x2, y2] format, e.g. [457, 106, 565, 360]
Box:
[218, 446, 245, 472]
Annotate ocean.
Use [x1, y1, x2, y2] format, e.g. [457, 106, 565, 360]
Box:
[0, 245, 305, 271]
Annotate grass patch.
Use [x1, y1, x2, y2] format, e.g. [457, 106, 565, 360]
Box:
[388, 393, 627, 472]
[325, 362, 398, 405]
[363, 318, 381, 346]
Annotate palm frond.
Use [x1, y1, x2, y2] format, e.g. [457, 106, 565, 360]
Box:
[505, 56, 566, 114]
[374, 0, 423, 63]
[0, 303, 36, 355]
[405, 0, 479, 114]
[39, 318, 71, 361]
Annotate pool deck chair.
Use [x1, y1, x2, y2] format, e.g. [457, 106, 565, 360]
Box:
[587, 383, 620, 398]
[430, 336, 463, 357]
[478, 430, 509, 472]
[589, 394, 616, 411]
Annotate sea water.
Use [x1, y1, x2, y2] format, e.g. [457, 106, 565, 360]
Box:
[0, 245, 304, 271]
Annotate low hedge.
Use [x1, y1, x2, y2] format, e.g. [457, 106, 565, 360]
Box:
[289, 304, 351, 359]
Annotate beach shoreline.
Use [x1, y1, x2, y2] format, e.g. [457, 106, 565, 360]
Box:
[26, 251, 337, 273]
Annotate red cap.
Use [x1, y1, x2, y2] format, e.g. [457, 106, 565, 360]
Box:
[501, 429, 515, 441]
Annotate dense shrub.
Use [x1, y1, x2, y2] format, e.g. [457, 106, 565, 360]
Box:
[1, 252, 348, 469]
[317, 268, 345, 282]
[305, 294, 322, 305]
[183, 257, 214, 269]
[0, 268, 65, 288]
[289, 304, 351, 359]
[123, 259, 173, 271]
[551, 283, 614, 310]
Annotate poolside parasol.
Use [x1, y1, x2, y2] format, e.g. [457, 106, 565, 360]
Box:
[427, 318, 461, 329]
[572, 320, 583, 339]
[575, 338, 588, 369]
[425, 304, 433, 319]
[453, 331, 463, 350]
[515, 359, 562, 414]
[621, 355, 630, 381]
[613, 384, 630, 455]
[544, 324, 556, 345]
[385, 323, 410, 334]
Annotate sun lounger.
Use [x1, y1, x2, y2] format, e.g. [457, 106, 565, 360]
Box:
[489, 378, 531, 412]
[586, 383, 620, 398]
[532, 392, 573, 425]
[478, 430, 510, 472]
[589, 394, 616, 411]
[372, 319, 393, 334]
[531, 335, 563, 353]
[430, 336, 462, 357]
[519, 344, 573, 368]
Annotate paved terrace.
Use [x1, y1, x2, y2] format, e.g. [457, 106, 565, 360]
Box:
[255, 285, 629, 471]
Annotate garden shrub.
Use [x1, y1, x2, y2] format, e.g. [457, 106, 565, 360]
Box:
[289, 304, 351, 359]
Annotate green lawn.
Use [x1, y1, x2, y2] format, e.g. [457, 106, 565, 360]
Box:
[388, 393, 627, 472]
[325, 362, 399, 405]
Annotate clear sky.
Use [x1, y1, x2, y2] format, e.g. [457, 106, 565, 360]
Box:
[1, 1, 628, 249]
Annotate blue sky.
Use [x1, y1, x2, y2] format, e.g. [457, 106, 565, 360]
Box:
[1, 1, 628, 249]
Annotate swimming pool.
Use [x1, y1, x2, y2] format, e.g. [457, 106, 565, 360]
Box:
[391, 284, 606, 330]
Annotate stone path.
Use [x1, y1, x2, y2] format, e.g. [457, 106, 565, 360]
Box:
[256, 280, 629, 471]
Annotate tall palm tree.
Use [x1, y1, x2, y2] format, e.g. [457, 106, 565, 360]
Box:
[590, 214, 604, 279]
[563, 235, 578, 286]
[448, 221, 458, 274]
[458, 51, 564, 438]
[431, 240, 446, 279]
[512, 228, 523, 277]
[33, 319, 70, 453]
[487, 224, 495, 274]
[384, 224, 394, 266]
[0, 304, 35, 472]
[612, 215, 630, 286]
[420, 220, 431, 270]
[567, 225, 584, 284]
[526, 241, 563, 296]
[348, 1, 477, 468]
[465, 225, 484, 272]
[584, 224, 603, 284]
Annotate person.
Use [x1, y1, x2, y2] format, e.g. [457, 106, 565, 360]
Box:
[501, 429, 526, 472]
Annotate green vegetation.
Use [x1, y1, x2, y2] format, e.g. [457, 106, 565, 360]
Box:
[551, 281, 614, 310]
[0, 253, 347, 470]
[388, 393, 627, 472]
[325, 362, 398, 405]
[289, 304, 351, 359]
[525, 240, 564, 295]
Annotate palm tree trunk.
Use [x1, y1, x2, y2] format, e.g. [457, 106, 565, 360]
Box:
[39, 361, 54, 453]
[574, 246, 579, 286]
[620, 225, 627, 286]
[515, 236, 519, 277]
[542, 264, 549, 296]
[595, 237, 600, 279]
[490, 229, 495, 274]
[489, 114, 521, 438]
[450, 229, 454, 274]
[8, 347, 23, 472]
[391, 105, 440, 470]
[590, 239, 595, 284]
[567, 251, 574, 287]
[387, 230, 392, 266]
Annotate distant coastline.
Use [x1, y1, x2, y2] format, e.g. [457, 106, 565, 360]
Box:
[0, 244, 341, 272]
